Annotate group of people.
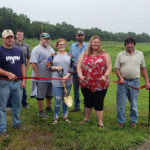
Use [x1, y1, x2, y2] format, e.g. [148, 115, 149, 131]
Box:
[0, 28, 149, 137]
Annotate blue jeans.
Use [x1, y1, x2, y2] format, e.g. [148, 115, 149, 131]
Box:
[22, 88, 28, 106]
[0, 80, 23, 132]
[73, 73, 80, 109]
[52, 85, 72, 119]
[7, 88, 27, 107]
[116, 79, 139, 124]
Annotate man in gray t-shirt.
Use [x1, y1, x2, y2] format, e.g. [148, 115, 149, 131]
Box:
[30, 33, 54, 119]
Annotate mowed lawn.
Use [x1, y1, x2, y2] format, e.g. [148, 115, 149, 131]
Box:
[0, 39, 150, 150]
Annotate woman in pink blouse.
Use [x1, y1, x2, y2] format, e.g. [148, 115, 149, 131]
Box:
[77, 35, 112, 128]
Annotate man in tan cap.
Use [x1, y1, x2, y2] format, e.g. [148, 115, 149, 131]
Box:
[0, 29, 26, 137]
[6, 29, 30, 109]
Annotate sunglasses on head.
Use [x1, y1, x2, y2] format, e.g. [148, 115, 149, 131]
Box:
[41, 33, 50, 38]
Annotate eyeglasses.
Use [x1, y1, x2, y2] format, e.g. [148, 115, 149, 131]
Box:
[58, 44, 66, 46]
[92, 42, 100, 44]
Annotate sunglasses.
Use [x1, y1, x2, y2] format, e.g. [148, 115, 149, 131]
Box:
[41, 34, 50, 38]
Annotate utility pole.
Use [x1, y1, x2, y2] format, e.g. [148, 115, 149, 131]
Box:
[41, 22, 44, 33]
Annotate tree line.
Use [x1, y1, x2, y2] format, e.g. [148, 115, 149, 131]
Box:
[0, 7, 150, 42]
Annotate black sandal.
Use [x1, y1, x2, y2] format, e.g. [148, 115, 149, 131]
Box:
[64, 118, 71, 123]
[80, 120, 89, 124]
[98, 124, 105, 129]
[52, 119, 58, 124]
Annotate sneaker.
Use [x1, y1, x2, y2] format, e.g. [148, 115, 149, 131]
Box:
[38, 110, 49, 119]
[130, 123, 136, 128]
[30, 95, 36, 98]
[6, 107, 11, 111]
[14, 125, 26, 131]
[70, 108, 80, 112]
[0, 131, 10, 137]
[45, 107, 53, 113]
[23, 105, 30, 109]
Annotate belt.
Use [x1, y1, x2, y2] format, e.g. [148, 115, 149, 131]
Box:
[13, 79, 22, 82]
[124, 78, 138, 81]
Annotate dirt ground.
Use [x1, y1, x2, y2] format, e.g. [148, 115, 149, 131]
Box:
[128, 139, 150, 150]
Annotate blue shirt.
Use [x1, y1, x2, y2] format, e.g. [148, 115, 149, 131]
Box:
[0, 46, 24, 77]
[69, 42, 88, 66]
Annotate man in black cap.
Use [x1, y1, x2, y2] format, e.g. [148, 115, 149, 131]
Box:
[69, 30, 88, 112]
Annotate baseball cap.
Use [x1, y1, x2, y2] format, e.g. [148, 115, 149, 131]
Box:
[76, 30, 84, 35]
[2, 29, 14, 38]
[40, 33, 51, 39]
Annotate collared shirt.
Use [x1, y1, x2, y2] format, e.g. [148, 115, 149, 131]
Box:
[13, 41, 30, 66]
[69, 42, 88, 66]
[114, 49, 146, 79]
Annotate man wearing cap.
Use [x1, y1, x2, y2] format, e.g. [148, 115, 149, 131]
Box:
[6, 29, 30, 109]
[30, 33, 54, 119]
[0, 29, 26, 137]
[69, 30, 88, 112]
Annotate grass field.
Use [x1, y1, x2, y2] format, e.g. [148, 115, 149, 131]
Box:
[0, 39, 150, 150]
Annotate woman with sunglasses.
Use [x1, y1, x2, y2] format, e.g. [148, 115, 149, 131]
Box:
[46, 38, 75, 124]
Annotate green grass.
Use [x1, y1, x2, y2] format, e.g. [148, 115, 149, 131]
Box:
[0, 68, 150, 150]
[0, 39, 150, 149]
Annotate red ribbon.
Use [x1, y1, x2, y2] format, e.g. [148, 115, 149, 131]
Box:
[0, 76, 78, 81]
[112, 81, 146, 90]
[0, 77, 146, 90]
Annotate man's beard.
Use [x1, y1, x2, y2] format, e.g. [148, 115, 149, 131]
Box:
[126, 48, 134, 53]
[44, 42, 49, 48]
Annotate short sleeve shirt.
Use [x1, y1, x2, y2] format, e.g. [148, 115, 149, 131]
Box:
[114, 50, 146, 79]
[0, 46, 24, 77]
[13, 41, 30, 66]
[30, 44, 54, 82]
[69, 42, 88, 67]
[49, 53, 73, 87]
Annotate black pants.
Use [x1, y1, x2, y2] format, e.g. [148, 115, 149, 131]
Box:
[81, 87, 107, 111]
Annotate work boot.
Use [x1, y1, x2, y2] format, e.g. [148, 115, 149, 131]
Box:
[14, 125, 26, 131]
[130, 123, 136, 128]
[0, 131, 10, 137]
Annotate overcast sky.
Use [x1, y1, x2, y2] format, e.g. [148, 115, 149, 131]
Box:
[1, 0, 150, 35]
